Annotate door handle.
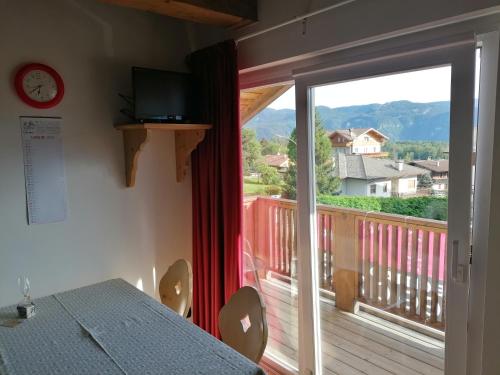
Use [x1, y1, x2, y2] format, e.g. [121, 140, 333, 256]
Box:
[451, 240, 468, 283]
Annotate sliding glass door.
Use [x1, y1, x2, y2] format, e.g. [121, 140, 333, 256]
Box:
[241, 35, 482, 375]
[295, 38, 477, 375]
[311, 66, 453, 375]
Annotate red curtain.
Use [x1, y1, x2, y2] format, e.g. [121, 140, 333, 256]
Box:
[188, 40, 242, 338]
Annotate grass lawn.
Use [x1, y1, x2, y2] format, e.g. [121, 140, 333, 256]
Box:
[244, 176, 282, 196]
[244, 183, 267, 195]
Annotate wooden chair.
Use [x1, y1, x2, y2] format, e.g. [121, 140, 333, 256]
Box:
[159, 259, 193, 318]
[218, 286, 268, 363]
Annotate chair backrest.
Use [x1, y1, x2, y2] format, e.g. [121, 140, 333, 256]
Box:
[159, 259, 193, 318]
[218, 286, 268, 363]
[243, 250, 264, 293]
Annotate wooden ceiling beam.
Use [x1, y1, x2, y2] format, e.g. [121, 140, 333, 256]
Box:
[241, 84, 293, 125]
[100, 0, 257, 28]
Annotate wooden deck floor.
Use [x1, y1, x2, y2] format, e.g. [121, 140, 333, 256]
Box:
[260, 278, 444, 375]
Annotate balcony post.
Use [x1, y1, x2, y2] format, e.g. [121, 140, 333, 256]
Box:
[333, 211, 358, 313]
[255, 197, 270, 278]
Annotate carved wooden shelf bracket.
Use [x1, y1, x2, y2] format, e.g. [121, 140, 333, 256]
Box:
[122, 129, 151, 187]
[115, 123, 212, 187]
[175, 129, 207, 182]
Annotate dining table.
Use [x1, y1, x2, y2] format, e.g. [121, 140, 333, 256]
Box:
[0, 279, 266, 375]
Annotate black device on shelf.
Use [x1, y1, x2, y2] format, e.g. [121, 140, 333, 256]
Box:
[132, 67, 200, 123]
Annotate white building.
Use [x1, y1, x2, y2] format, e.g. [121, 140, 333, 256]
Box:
[329, 128, 389, 156]
[410, 159, 449, 195]
[336, 154, 428, 197]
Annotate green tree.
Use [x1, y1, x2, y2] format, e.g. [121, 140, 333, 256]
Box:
[314, 113, 340, 196]
[260, 139, 285, 155]
[256, 162, 282, 185]
[383, 141, 448, 161]
[283, 163, 297, 198]
[242, 128, 262, 175]
[418, 173, 433, 188]
[283, 111, 341, 199]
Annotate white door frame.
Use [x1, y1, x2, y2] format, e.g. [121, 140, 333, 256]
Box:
[295, 78, 323, 375]
[467, 30, 500, 375]
[293, 35, 477, 375]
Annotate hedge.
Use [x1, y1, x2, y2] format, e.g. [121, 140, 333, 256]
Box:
[317, 195, 448, 221]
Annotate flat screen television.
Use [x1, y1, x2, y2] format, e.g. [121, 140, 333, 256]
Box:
[132, 67, 199, 122]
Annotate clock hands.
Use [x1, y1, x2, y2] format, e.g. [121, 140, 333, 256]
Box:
[29, 85, 43, 95]
[26, 78, 56, 100]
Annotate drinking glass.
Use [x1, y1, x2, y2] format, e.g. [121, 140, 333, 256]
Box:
[17, 276, 31, 304]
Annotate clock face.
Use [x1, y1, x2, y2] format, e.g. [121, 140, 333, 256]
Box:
[22, 70, 58, 103]
[15, 63, 64, 109]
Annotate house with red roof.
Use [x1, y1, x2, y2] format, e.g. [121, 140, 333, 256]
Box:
[263, 154, 289, 173]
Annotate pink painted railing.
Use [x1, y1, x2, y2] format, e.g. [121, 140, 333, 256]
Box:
[357, 215, 447, 329]
[243, 196, 447, 330]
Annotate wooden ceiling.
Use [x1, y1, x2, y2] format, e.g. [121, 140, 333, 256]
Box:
[241, 85, 293, 125]
[100, 0, 257, 28]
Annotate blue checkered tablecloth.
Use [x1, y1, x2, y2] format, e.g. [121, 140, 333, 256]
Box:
[0, 279, 265, 375]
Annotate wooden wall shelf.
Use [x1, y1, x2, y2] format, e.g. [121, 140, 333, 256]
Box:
[115, 123, 212, 187]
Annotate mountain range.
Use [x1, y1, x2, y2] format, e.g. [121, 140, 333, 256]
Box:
[245, 100, 455, 142]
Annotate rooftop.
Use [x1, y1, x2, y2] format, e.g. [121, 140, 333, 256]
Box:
[337, 154, 428, 180]
[263, 154, 289, 168]
[411, 159, 449, 173]
[329, 128, 389, 142]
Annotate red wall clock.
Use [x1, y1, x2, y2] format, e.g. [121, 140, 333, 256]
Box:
[14, 63, 64, 109]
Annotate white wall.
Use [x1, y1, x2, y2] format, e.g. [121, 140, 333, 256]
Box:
[351, 134, 381, 154]
[432, 182, 447, 192]
[342, 179, 367, 196]
[342, 179, 391, 197]
[399, 177, 418, 195]
[0, 0, 222, 307]
[234, 0, 500, 71]
[369, 180, 391, 198]
[236, 2, 500, 90]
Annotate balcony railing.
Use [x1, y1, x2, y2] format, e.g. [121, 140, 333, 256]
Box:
[243, 196, 447, 331]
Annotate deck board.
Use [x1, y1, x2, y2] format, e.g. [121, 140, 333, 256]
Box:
[260, 278, 444, 375]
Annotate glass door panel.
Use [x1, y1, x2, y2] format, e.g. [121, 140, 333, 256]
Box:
[241, 85, 299, 371]
[309, 52, 477, 375]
